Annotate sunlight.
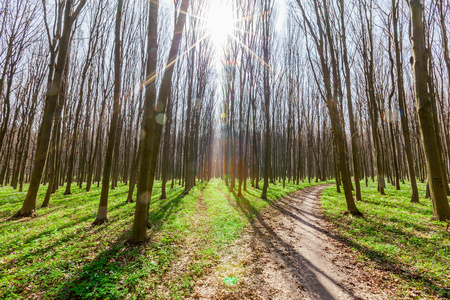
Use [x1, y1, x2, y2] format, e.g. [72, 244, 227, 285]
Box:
[207, 2, 234, 48]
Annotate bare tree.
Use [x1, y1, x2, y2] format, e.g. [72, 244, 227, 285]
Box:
[408, 0, 450, 221]
[131, 0, 190, 243]
[15, 0, 87, 218]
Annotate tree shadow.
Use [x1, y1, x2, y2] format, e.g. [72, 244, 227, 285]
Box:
[321, 186, 450, 298]
[332, 217, 450, 298]
[52, 190, 190, 299]
[220, 187, 359, 299]
[331, 226, 449, 297]
[1, 182, 189, 299]
[54, 230, 148, 299]
[3, 201, 132, 273]
[148, 190, 190, 227]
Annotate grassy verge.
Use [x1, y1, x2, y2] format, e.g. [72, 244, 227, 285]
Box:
[0, 178, 331, 299]
[321, 180, 450, 299]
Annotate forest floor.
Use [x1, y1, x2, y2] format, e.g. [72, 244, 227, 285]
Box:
[321, 181, 450, 299]
[191, 181, 450, 300]
[1, 179, 449, 299]
[0, 178, 332, 299]
[190, 185, 390, 299]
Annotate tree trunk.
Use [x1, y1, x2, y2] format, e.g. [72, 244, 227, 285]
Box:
[15, 0, 86, 218]
[339, 0, 361, 200]
[160, 94, 173, 200]
[408, 0, 450, 221]
[392, 0, 419, 202]
[131, 0, 190, 243]
[261, 1, 272, 199]
[93, 0, 123, 225]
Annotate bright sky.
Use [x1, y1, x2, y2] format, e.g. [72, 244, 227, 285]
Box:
[276, 0, 287, 32]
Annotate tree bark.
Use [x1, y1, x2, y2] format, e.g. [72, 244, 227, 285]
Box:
[93, 0, 123, 225]
[14, 0, 87, 218]
[408, 0, 450, 221]
[392, 0, 420, 202]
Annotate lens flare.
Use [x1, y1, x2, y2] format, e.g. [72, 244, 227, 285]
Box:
[156, 113, 167, 125]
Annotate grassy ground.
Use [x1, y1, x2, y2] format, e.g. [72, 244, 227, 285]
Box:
[321, 180, 450, 299]
[0, 178, 331, 299]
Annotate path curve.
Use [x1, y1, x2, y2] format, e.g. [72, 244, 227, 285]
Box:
[191, 185, 390, 299]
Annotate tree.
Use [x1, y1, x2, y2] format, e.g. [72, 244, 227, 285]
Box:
[130, 0, 190, 243]
[93, 0, 124, 225]
[408, 0, 450, 221]
[359, 0, 385, 195]
[339, 0, 362, 201]
[65, 2, 102, 195]
[260, 0, 274, 200]
[295, 0, 361, 215]
[15, 0, 87, 218]
[392, 0, 420, 203]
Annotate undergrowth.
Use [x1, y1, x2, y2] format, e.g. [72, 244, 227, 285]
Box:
[321, 180, 450, 299]
[0, 178, 330, 299]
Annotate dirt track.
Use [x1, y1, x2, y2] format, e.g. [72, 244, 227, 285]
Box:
[191, 185, 391, 299]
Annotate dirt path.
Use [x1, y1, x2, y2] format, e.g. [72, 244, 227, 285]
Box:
[191, 185, 391, 299]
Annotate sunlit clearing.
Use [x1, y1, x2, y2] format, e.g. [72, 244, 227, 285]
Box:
[207, 3, 234, 48]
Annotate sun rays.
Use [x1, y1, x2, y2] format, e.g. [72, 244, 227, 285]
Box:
[126, 0, 274, 104]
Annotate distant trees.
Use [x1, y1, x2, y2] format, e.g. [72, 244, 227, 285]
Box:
[1, 0, 449, 230]
[294, 0, 361, 215]
[15, 0, 87, 217]
[0, 0, 37, 154]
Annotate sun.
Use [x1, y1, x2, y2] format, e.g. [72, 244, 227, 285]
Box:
[206, 2, 234, 48]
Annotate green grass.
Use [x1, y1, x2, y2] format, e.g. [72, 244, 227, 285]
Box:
[321, 179, 450, 299]
[0, 178, 331, 299]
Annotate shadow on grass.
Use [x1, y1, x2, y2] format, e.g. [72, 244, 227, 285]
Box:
[244, 189, 259, 197]
[53, 190, 189, 300]
[3, 201, 132, 273]
[223, 183, 449, 298]
[54, 230, 151, 299]
[148, 191, 189, 227]
[329, 216, 450, 298]
[0, 198, 26, 210]
[0, 182, 189, 299]
[322, 188, 450, 298]
[333, 228, 449, 297]
[362, 195, 431, 214]
[218, 185, 358, 299]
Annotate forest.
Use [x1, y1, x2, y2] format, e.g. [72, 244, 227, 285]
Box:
[1, 0, 450, 299]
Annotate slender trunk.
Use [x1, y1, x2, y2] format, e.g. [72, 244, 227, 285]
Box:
[64, 66, 88, 195]
[408, 0, 450, 220]
[93, 0, 123, 225]
[160, 94, 173, 200]
[15, 0, 86, 217]
[392, 0, 419, 202]
[261, 15, 271, 199]
[131, 0, 190, 243]
[41, 87, 65, 208]
[339, 0, 361, 200]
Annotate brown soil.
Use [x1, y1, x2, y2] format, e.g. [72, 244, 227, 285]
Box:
[190, 185, 393, 299]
